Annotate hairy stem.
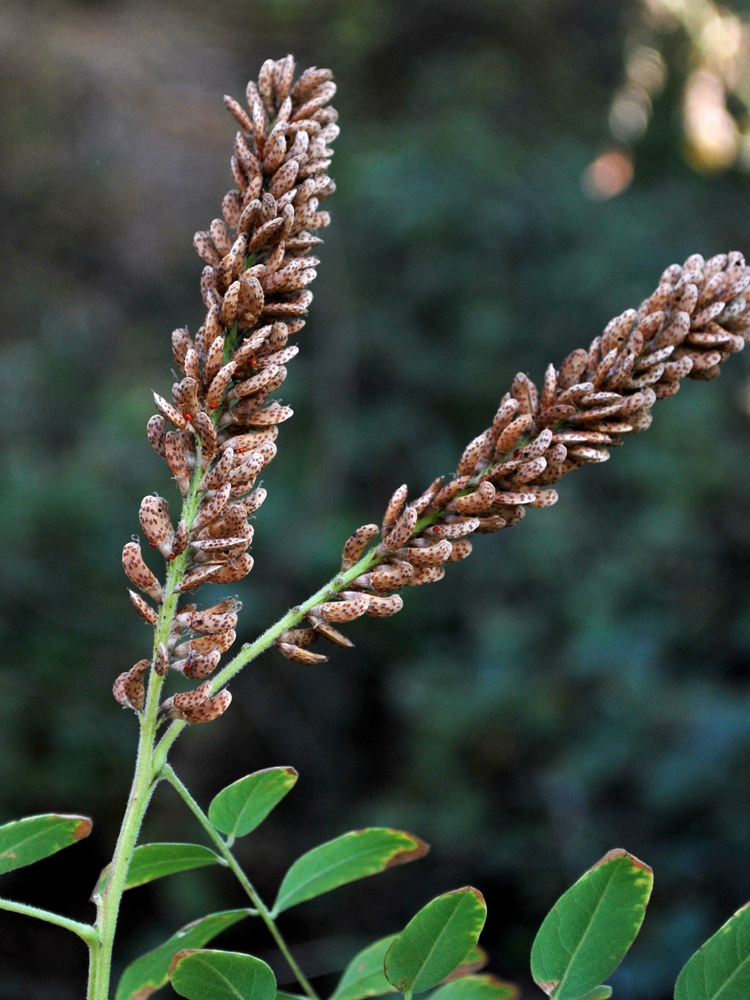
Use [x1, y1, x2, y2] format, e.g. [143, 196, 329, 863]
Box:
[161, 764, 320, 1000]
[88, 467, 205, 998]
[0, 896, 98, 945]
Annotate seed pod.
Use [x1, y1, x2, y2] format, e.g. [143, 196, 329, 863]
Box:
[193, 230, 222, 267]
[662, 356, 694, 381]
[207, 362, 237, 410]
[526, 489, 560, 507]
[552, 431, 611, 445]
[653, 380, 681, 399]
[425, 518, 480, 539]
[558, 348, 590, 390]
[495, 415, 534, 455]
[566, 402, 623, 424]
[221, 428, 278, 454]
[153, 642, 169, 677]
[448, 539, 473, 562]
[191, 412, 217, 466]
[218, 279, 240, 327]
[411, 477, 443, 516]
[201, 448, 235, 492]
[492, 491, 539, 505]
[139, 495, 173, 554]
[383, 505, 418, 550]
[153, 391, 188, 430]
[455, 481, 496, 514]
[164, 432, 192, 495]
[402, 540, 453, 565]
[519, 428, 553, 460]
[174, 630, 236, 658]
[172, 378, 201, 422]
[244, 488, 267, 514]
[239, 275, 265, 326]
[540, 364, 558, 410]
[193, 481, 232, 532]
[277, 642, 329, 665]
[211, 553, 254, 584]
[409, 565, 446, 586]
[309, 620, 354, 647]
[245, 402, 293, 426]
[250, 216, 286, 252]
[204, 334, 225, 385]
[458, 430, 495, 477]
[364, 594, 404, 617]
[222, 189, 242, 227]
[475, 515, 508, 533]
[341, 524, 380, 569]
[369, 562, 414, 590]
[512, 456, 547, 484]
[234, 364, 283, 397]
[224, 94, 253, 133]
[146, 415, 167, 459]
[182, 689, 232, 724]
[433, 477, 471, 508]
[312, 592, 371, 623]
[177, 648, 222, 679]
[192, 532, 253, 552]
[567, 447, 610, 463]
[176, 564, 224, 592]
[184, 609, 239, 635]
[383, 484, 408, 528]
[280, 627, 318, 648]
[122, 541, 163, 601]
[114, 659, 150, 712]
[128, 589, 158, 624]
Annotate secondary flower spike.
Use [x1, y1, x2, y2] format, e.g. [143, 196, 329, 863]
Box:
[118, 55, 338, 718]
[290, 252, 749, 651]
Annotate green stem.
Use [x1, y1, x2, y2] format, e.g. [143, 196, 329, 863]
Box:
[0, 895, 98, 945]
[88, 467, 206, 998]
[153, 544, 384, 770]
[161, 764, 321, 1000]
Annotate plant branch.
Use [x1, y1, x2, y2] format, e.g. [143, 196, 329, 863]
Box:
[152, 543, 384, 770]
[0, 895, 98, 945]
[161, 764, 321, 1000]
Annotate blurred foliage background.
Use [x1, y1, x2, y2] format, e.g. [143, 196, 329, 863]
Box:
[2, 0, 750, 996]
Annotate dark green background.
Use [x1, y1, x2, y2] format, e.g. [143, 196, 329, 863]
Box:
[2, 1, 750, 997]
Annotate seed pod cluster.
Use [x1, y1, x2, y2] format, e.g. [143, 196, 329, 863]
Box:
[116, 57, 339, 722]
[307, 252, 749, 652]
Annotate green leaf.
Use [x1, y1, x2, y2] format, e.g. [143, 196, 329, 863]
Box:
[276, 993, 306, 1000]
[429, 974, 520, 1000]
[169, 949, 277, 1000]
[273, 828, 428, 913]
[0, 814, 92, 875]
[208, 767, 298, 839]
[530, 848, 653, 1000]
[93, 843, 222, 897]
[384, 887, 487, 994]
[330, 935, 399, 1000]
[574, 990, 612, 1000]
[115, 909, 252, 1000]
[674, 899, 750, 1000]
